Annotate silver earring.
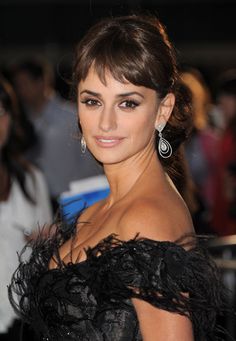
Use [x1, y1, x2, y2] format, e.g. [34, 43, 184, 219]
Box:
[155, 123, 172, 158]
[81, 136, 86, 154]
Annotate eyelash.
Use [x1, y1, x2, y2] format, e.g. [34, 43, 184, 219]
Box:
[80, 98, 140, 109]
[119, 100, 139, 109]
[80, 99, 101, 106]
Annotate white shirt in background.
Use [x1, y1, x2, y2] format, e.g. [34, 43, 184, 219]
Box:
[0, 167, 52, 333]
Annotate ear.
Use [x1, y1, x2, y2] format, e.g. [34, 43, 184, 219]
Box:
[155, 93, 175, 128]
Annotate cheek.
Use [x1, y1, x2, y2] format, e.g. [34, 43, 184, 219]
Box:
[79, 111, 96, 134]
[129, 114, 155, 140]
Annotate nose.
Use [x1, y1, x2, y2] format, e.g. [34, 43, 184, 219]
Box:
[99, 107, 117, 132]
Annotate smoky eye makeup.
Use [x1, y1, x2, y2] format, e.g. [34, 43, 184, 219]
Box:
[119, 99, 140, 109]
[80, 97, 102, 106]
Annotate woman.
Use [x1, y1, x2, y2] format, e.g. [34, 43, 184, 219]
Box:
[9, 16, 227, 340]
[0, 76, 52, 340]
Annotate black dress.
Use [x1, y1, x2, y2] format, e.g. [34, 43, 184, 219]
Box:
[8, 224, 228, 341]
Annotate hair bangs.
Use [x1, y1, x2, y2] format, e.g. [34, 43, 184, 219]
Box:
[74, 28, 158, 93]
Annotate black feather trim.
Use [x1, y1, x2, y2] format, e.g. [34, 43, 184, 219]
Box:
[8, 225, 232, 341]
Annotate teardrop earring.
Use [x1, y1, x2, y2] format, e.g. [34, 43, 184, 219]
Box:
[80, 136, 87, 154]
[155, 123, 172, 158]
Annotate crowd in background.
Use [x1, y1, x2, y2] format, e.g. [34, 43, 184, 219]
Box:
[0, 58, 102, 340]
[0, 55, 236, 338]
[180, 67, 236, 236]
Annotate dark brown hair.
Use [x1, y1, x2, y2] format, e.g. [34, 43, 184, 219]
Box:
[73, 15, 193, 195]
[0, 76, 35, 203]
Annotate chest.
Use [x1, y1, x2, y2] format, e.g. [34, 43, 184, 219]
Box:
[51, 205, 123, 267]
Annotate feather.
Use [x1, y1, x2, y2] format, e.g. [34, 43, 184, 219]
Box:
[8, 224, 231, 340]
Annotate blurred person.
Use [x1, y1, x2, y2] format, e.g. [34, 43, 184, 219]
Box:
[12, 58, 102, 209]
[0, 76, 52, 340]
[181, 68, 219, 231]
[212, 71, 236, 236]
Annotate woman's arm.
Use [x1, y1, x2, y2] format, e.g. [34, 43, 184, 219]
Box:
[132, 298, 194, 341]
[118, 198, 195, 340]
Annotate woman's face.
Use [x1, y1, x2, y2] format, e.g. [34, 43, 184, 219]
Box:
[0, 104, 11, 149]
[78, 67, 161, 165]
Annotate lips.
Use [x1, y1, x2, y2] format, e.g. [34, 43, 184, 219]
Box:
[94, 136, 124, 148]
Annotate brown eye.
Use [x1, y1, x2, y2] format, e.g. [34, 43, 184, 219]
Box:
[80, 99, 101, 106]
[119, 100, 139, 109]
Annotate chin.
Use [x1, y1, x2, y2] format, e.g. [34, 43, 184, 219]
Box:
[94, 155, 125, 165]
[89, 148, 128, 165]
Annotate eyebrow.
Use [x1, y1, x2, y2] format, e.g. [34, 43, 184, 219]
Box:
[79, 90, 144, 99]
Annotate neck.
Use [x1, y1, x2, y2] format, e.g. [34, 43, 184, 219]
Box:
[103, 143, 165, 207]
[29, 96, 46, 114]
[29, 90, 54, 114]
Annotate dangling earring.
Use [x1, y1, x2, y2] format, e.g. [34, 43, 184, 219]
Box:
[155, 123, 172, 158]
[81, 136, 86, 154]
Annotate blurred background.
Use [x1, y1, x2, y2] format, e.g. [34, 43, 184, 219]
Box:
[0, 0, 236, 339]
[0, 0, 236, 97]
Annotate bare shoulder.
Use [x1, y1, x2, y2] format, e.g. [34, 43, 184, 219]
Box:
[77, 199, 105, 222]
[117, 196, 194, 242]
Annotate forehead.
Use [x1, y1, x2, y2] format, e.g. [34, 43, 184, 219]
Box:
[78, 66, 155, 97]
[79, 66, 127, 86]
